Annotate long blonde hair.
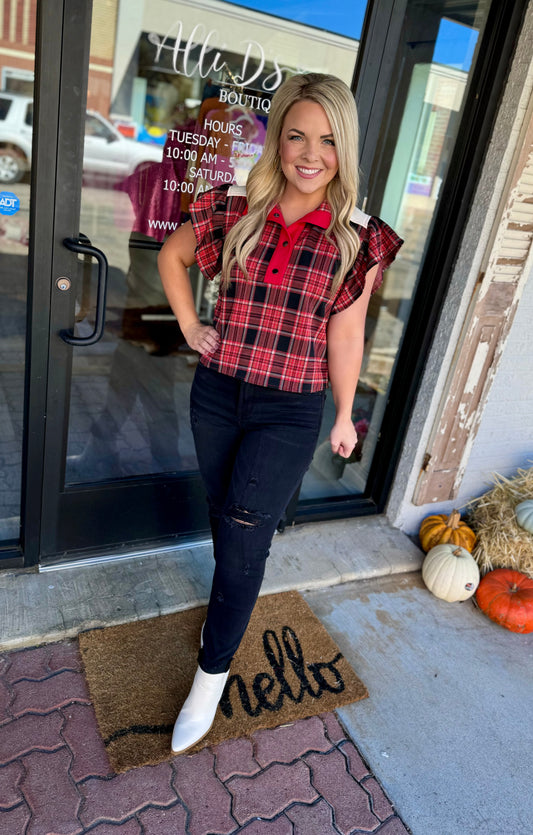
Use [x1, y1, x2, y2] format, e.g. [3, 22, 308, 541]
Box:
[221, 73, 360, 295]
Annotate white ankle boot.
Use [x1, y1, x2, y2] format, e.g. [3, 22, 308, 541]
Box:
[171, 665, 229, 754]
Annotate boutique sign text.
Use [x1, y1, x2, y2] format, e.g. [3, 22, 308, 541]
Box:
[148, 20, 294, 100]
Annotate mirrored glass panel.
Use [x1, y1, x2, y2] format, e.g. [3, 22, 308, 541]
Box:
[300, 0, 491, 501]
[0, 7, 35, 542]
[65, 0, 368, 484]
[64, 0, 493, 516]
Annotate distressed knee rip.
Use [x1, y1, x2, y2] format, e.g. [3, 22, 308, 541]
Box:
[225, 504, 270, 529]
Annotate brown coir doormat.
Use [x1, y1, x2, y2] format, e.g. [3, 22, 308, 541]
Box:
[78, 591, 368, 773]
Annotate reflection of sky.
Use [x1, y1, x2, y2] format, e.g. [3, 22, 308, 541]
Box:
[433, 18, 478, 71]
[222, 0, 367, 39]
[220, 3, 479, 71]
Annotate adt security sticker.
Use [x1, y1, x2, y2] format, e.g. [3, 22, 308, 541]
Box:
[0, 192, 20, 216]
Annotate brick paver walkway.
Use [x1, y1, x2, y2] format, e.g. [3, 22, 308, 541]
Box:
[0, 640, 409, 834]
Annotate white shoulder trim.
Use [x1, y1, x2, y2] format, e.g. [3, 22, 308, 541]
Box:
[228, 184, 247, 197]
[350, 206, 371, 228]
[226, 188, 370, 221]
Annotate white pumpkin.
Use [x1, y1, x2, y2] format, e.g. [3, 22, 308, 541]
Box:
[515, 500, 533, 534]
[422, 544, 480, 602]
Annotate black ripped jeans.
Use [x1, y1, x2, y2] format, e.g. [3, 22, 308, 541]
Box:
[190, 363, 326, 674]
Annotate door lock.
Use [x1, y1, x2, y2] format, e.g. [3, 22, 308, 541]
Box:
[56, 276, 72, 291]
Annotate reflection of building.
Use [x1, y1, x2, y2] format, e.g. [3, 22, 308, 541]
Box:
[87, 0, 119, 115]
[0, 1, 118, 111]
[0, 0, 37, 93]
[108, 0, 358, 134]
[385, 65, 466, 224]
[362, 62, 467, 389]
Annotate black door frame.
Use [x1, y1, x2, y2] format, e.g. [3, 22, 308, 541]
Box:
[7, 0, 528, 566]
[19, 0, 66, 567]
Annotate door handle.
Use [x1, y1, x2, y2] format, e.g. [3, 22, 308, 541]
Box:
[60, 236, 109, 346]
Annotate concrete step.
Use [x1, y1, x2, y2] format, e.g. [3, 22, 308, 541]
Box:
[0, 516, 422, 650]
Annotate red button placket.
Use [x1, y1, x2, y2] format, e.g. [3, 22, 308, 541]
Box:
[264, 213, 301, 286]
[262, 204, 331, 286]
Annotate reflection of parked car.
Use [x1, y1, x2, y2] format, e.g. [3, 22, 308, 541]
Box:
[82, 111, 163, 183]
[0, 92, 163, 185]
[0, 93, 33, 184]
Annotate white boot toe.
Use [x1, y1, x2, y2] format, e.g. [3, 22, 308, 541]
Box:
[171, 666, 229, 755]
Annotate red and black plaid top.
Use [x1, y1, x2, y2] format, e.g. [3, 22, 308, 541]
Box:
[190, 184, 403, 393]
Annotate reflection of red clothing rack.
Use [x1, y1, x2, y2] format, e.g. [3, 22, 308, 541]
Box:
[198, 96, 226, 129]
[180, 98, 233, 211]
[114, 104, 266, 240]
[115, 119, 197, 241]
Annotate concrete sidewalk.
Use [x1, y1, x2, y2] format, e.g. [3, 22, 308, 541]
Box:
[1, 516, 532, 834]
[0, 516, 422, 650]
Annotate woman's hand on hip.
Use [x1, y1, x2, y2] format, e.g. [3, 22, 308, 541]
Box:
[184, 322, 220, 354]
[330, 416, 357, 459]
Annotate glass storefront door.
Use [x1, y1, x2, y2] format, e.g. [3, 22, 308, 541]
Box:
[0, 7, 34, 551]
[36, 0, 369, 561]
[66, 0, 368, 486]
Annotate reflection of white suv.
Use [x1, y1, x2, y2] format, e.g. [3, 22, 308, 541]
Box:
[0, 92, 163, 185]
[0, 93, 33, 183]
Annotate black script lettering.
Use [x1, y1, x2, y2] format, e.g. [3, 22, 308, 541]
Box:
[252, 672, 283, 712]
[307, 653, 346, 695]
[220, 673, 262, 719]
[218, 626, 347, 719]
[282, 627, 321, 700]
[262, 629, 301, 703]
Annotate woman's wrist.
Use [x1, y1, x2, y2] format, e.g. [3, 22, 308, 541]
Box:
[181, 317, 202, 342]
[333, 407, 354, 423]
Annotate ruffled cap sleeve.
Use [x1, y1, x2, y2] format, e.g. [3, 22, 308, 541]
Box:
[189, 185, 245, 281]
[332, 216, 403, 313]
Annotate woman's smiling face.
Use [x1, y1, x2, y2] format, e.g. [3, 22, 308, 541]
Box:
[278, 100, 339, 207]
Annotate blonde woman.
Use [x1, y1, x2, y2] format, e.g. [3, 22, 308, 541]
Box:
[158, 73, 402, 754]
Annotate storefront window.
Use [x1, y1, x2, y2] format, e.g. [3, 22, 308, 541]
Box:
[63, 0, 493, 512]
[66, 0, 368, 484]
[299, 0, 491, 502]
[0, 5, 35, 543]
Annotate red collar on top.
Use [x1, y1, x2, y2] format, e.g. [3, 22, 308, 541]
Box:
[263, 203, 332, 285]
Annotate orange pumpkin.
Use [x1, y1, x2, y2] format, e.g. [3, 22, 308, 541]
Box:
[419, 510, 476, 553]
[475, 569, 533, 633]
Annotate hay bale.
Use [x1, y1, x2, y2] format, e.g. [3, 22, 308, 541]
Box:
[467, 468, 533, 578]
